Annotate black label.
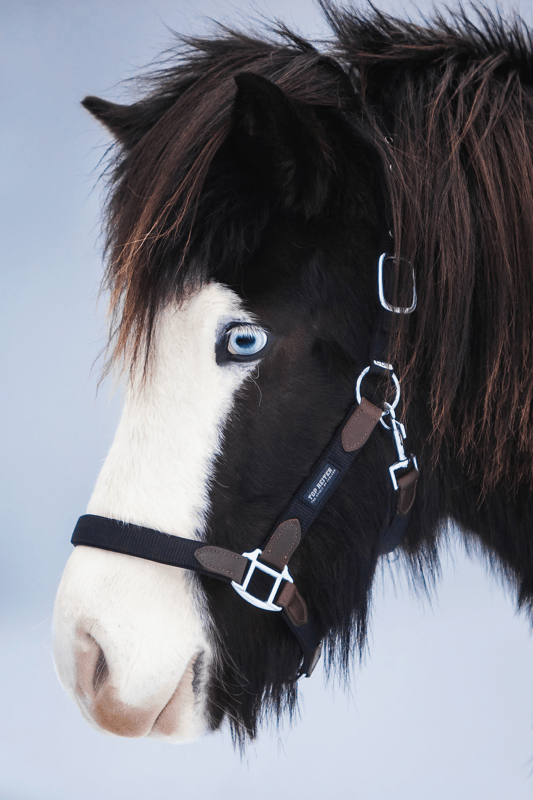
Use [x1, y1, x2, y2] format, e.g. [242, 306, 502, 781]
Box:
[302, 463, 340, 507]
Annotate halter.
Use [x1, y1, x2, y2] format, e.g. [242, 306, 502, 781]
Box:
[70, 251, 419, 680]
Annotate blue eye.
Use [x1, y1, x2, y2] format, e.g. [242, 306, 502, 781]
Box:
[226, 325, 268, 358]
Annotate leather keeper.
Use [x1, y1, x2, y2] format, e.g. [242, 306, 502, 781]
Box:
[342, 398, 383, 452]
[396, 467, 419, 516]
[277, 581, 308, 627]
[194, 546, 248, 583]
[260, 518, 301, 571]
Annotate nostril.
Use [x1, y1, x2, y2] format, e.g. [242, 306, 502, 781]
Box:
[93, 643, 109, 693]
[75, 629, 109, 701]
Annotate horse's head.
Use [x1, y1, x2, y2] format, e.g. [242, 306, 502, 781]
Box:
[53, 38, 402, 743]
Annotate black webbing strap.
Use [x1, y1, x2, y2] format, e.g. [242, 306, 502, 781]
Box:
[269, 394, 415, 560]
[369, 306, 393, 376]
[255, 399, 383, 674]
[71, 402, 372, 562]
[270, 401, 376, 537]
[282, 612, 321, 676]
[378, 506, 410, 554]
[72, 515, 215, 576]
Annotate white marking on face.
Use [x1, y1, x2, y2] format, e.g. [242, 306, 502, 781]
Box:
[53, 282, 259, 741]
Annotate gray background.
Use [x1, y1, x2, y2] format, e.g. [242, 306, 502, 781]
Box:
[2, 1, 533, 798]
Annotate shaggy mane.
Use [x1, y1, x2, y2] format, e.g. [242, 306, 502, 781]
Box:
[322, 2, 533, 495]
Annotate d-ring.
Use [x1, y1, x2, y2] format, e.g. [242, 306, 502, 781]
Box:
[355, 366, 401, 411]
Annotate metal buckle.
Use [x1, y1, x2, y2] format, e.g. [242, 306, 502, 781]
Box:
[382, 402, 419, 490]
[231, 549, 293, 612]
[378, 254, 417, 314]
[356, 364, 400, 412]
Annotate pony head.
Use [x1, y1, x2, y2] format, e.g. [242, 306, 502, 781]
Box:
[54, 32, 396, 744]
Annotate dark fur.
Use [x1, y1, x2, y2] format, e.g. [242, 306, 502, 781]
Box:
[84, 5, 533, 745]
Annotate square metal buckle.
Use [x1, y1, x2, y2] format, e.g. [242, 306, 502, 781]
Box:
[231, 548, 293, 611]
[378, 253, 417, 314]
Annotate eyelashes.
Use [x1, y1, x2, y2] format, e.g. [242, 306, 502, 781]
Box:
[216, 323, 270, 364]
[227, 325, 268, 357]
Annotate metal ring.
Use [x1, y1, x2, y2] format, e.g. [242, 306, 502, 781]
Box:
[355, 366, 401, 412]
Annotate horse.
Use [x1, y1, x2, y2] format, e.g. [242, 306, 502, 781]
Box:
[53, 3, 533, 746]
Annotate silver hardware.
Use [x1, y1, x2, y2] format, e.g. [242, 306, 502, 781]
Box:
[356, 365, 400, 411]
[378, 253, 417, 314]
[373, 360, 393, 371]
[231, 549, 293, 612]
[382, 402, 418, 490]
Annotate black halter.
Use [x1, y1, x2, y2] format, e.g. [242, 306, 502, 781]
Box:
[70, 250, 419, 680]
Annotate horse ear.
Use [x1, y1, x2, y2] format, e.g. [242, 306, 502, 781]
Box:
[82, 95, 167, 149]
[82, 96, 137, 145]
[231, 72, 331, 217]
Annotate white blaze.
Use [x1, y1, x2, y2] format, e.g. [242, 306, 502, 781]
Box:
[54, 282, 257, 741]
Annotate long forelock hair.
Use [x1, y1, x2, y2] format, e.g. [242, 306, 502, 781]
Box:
[322, 2, 533, 496]
[100, 27, 354, 374]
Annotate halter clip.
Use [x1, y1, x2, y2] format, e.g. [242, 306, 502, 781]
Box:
[382, 402, 418, 490]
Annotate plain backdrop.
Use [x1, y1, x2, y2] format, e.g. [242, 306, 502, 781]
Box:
[2, 1, 533, 798]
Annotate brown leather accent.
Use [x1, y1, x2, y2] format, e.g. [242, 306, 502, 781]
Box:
[260, 518, 301, 571]
[342, 398, 383, 452]
[277, 582, 308, 627]
[396, 467, 419, 516]
[194, 546, 248, 583]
